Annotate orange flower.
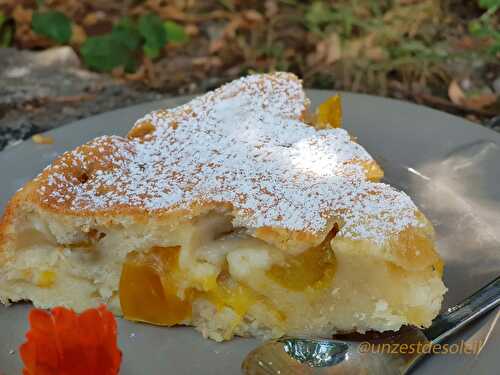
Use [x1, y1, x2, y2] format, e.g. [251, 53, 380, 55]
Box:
[20, 305, 122, 375]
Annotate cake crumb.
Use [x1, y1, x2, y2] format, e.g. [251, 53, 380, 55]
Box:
[32, 134, 54, 144]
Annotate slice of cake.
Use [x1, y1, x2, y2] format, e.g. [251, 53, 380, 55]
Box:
[0, 73, 446, 341]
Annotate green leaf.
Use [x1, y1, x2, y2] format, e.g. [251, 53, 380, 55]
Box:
[163, 21, 188, 44]
[488, 41, 500, 55]
[36, 0, 44, 6]
[81, 34, 136, 72]
[217, 0, 234, 11]
[478, 0, 500, 10]
[115, 16, 136, 32]
[142, 44, 159, 59]
[0, 26, 12, 47]
[0, 11, 12, 47]
[32, 11, 72, 44]
[468, 20, 481, 35]
[112, 17, 142, 51]
[468, 20, 488, 37]
[138, 13, 166, 59]
[305, 2, 336, 33]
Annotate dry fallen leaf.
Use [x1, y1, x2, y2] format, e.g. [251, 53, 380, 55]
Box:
[125, 65, 146, 81]
[448, 80, 466, 105]
[70, 24, 87, 46]
[466, 114, 480, 123]
[223, 17, 244, 38]
[209, 38, 225, 53]
[111, 66, 125, 78]
[398, 0, 428, 4]
[365, 46, 387, 61]
[243, 10, 264, 23]
[324, 33, 342, 64]
[342, 33, 378, 60]
[343, 39, 363, 59]
[12, 5, 32, 24]
[185, 24, 199, 36]
[265, 0, 279, 18]
[15, 23, 53, 49]
[192, 56, 222, 68]
[308, 33, 342, 66]
[463, 94, 497, 110]
[455, 36, 477, 50]
[448, 80, 497, 110]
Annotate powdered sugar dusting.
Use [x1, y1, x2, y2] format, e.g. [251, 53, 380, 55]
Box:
[36, 73, 422, 245]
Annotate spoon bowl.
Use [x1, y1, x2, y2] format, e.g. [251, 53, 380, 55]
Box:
[242, 328, 429, 375]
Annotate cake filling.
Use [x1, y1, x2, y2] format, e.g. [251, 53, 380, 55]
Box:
[118, 228, 338, 327]
[119, 247, 193, 326]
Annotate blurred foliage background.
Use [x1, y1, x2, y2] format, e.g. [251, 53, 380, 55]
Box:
[0, 0, 499, 125]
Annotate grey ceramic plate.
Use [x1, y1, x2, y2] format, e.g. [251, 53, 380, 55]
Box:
[0, 91, 499, 375]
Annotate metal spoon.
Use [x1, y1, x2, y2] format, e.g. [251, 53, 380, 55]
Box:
[242, 276, 500, 375]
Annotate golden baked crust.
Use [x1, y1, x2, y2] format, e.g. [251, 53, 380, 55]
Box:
[2, 73, 436, 264]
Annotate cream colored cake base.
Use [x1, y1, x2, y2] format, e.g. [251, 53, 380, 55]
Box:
[0, 203, 445, 341]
